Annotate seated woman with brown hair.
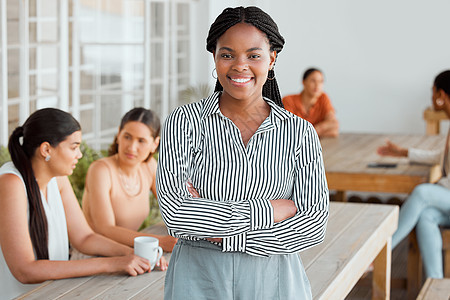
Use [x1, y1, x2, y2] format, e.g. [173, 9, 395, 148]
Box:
[283, 68, 339, 138]
[81, 108, 177, 270]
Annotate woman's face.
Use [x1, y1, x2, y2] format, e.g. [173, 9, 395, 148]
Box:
[48, 130, 82, 176]
[117, 121, 159, 165]
[303, 71, 324, 98]
[214, 22, 276, 102]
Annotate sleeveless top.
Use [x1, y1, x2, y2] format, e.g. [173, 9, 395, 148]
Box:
[0, 162, 69, 299]
[84, 156, 151, 231]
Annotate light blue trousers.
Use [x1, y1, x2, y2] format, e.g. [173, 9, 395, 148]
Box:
[164, 239, 312, 300]
[392, 183, 450, 278]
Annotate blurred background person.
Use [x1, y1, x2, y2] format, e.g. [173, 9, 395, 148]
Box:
[283, 68, 339, 138]
[377, 70, 450, 279]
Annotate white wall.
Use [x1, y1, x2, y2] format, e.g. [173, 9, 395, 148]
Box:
[193, 0, 450, 135]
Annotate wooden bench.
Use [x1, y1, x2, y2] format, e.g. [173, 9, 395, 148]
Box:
[416, 278, 450, 300]
[423, 106, 448, 135]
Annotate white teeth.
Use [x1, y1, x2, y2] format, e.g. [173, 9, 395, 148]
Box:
[231, 78, 251, 83]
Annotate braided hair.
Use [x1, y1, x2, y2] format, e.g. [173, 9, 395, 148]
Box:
[8, 108, 81, 260]
[206, 6, 285, 107]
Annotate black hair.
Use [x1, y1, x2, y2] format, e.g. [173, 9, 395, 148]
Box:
[108, 107, 161, 161]
[303, 68, 323, 81]
[434, 70, 450, 96]
[206, 6, 285, 107]
[8, 108, 81, 260]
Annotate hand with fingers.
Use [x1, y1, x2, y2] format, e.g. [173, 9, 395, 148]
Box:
[377, 139, 408, 157]
[111, 254, 151, 276]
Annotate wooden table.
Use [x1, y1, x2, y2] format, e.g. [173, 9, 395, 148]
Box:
[416, 278, 450, 300]
[303, 202, 398, 300]
[321, 132, 445, 201]
[322, 132, 445, 298]
[17, 202, 398, 300]
[16, 224, 170, 300]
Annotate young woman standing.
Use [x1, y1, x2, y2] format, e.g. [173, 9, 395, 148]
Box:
[157, 6, 329, 299]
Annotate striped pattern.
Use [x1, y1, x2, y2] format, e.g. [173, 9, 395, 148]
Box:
[156, 92, 329, 257]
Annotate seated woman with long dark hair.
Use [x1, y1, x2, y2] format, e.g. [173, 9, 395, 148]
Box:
[0, 108, 150, 299]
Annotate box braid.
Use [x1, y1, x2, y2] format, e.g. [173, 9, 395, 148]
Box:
[206, 6, 285, 107]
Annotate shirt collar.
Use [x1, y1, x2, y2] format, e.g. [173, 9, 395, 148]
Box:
[201, 91, 221, 119]
[201, 91, 292, 125]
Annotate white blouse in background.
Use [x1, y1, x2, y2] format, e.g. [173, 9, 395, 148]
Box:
[0, 162, 69, 300]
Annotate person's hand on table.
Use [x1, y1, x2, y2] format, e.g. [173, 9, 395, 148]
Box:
[377, 139, 408, 157]
[155, 255, 169, 271]
[110, 254, 150, 276]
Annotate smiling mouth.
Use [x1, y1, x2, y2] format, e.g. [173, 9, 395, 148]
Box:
[229, 77, 252, 84]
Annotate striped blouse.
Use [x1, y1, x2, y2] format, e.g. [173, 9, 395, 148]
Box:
[156, 92, 329, 257]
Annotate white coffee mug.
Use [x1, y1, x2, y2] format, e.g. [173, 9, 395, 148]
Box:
[134, 236, 163, 270]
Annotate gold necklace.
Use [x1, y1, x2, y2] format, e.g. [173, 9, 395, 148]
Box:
[116, 157, 141, 197]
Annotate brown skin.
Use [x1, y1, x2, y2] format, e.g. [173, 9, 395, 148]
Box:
[209, 23, 297, 241]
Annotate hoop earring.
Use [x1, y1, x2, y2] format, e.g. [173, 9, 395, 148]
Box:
[267, 69, 275, 81]
[212, 68, 217, 79]
[45, 155, 51, 162]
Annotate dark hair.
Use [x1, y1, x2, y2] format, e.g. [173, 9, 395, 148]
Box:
[303, 68, 323, 81]
[206, 6, 285, 107]
[8, 108, 81, 260]
[108, 107, 161, 161]
[434, 70, 450, 96]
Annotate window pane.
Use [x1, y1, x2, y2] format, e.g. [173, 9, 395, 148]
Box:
[80, 70, 96, 91]
[150, 83, 161, 113]
[8, 103, 19, 134]
[80, 108, 93, 133]
[37, 0, 57, 18]
[101, 95, 120, 131]
[150, 43, 162, 78]
[177, 3, 189, 35]
[7, 49, 19, 98]
[151, 3, 164, 38]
